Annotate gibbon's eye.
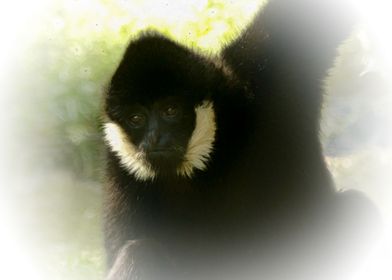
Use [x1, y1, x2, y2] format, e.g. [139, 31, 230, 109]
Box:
[161, 105, 180, 119]
[129, 113, 146, 128]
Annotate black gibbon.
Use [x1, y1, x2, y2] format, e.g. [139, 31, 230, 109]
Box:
[102, 0, 379, 279]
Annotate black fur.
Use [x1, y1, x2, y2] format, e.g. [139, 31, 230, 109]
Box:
[102, 1, 379, 279]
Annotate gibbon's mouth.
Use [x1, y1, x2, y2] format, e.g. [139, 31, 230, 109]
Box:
[148, 149, 174, 153]
[145, 148, 184, 166]
[145, 145, 186, 155]
[146, 147, 184, 155]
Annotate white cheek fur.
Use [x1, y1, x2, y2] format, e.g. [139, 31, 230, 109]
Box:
[177, 101, 216, 178]
[103, 100, 216, 181]
[103, 122, 156, 181]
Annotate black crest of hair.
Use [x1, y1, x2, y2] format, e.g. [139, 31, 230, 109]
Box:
[102, 1, 380, 280]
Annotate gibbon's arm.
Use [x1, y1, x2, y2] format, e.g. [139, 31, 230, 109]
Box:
[223, 0, 357, 92]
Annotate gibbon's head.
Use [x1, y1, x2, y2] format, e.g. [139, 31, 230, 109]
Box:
[103, 34, 234, 181]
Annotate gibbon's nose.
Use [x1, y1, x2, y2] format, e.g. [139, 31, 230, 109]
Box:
[143, 128, 160, 151]
[142, 120, 168, 150]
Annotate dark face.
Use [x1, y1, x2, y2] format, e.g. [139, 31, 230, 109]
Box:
[106, 93, 196, 172]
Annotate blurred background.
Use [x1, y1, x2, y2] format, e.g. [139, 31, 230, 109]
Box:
[0, 0, 391, 279]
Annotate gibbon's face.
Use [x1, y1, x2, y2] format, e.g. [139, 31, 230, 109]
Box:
[103, 36, 221, 181]
[104, 95, 216, 181]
